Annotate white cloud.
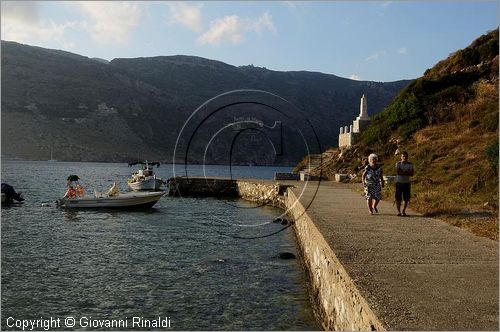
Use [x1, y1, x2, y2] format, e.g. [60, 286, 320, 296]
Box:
[397, 47, 408, 55]
[253, 12, 276, 34]
[1, 1, 73, 46]
[1, 1, 142, 50]
[1, 1, 39, 22]
[365, 51, 386, 61]
[198, 15, 243, 45]
[198, 12, 276, 46]
[66, 1, 141, 45]
[167, 2, 203, 32]
[282, 1, 297, 10]
[349, 74, 361, 81]
[1, 19, 71, 44]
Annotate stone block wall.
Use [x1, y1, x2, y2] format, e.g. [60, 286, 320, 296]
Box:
[236, 181, 287, 209]
[334, 174, 350, 183]
[167, 177, 291, 210]
[274, 172, 300, 180]
[167, 177, 238, 197]
[286, 189, 385, 331]
[353, 117, 371, 133]
[339, 132, 357, 147]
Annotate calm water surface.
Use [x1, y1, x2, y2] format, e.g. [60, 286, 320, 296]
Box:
[1, 161, 319, 330]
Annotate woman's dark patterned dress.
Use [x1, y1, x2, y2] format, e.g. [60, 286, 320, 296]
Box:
[364, 165, 383, 200]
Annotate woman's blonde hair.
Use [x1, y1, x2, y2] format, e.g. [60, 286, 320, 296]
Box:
[368, 153, 378, 163]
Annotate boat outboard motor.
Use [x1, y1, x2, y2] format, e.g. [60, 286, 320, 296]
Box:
[1, 183, 25, 204]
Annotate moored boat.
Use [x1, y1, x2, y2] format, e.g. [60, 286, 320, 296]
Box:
[1, 183, 25, 205]
[57, 175, 164, 209]
[56, 191, 165, 209]
[127, 161, 164, 191]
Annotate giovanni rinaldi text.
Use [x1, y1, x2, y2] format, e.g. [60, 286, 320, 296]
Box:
[6, 316, 172, 330]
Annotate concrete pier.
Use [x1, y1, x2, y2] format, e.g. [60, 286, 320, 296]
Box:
[167, 177, 293, 209]
[168, 177, 499, 330]
[168, 177, 239, 197]
[287, 182, 498, 330]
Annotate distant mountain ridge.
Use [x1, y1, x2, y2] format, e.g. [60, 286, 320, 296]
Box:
[1, 40, 409, 164]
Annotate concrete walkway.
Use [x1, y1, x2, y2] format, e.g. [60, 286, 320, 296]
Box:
[290, 181, 498, 330]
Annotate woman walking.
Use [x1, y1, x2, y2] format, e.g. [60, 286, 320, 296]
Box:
[362, 153, 384, 215]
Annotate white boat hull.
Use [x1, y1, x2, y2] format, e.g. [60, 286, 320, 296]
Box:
[128, 178, 163, 191]
[58, 191, 164, 209]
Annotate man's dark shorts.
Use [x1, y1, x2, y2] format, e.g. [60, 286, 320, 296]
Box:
[395, 182, 411, 202]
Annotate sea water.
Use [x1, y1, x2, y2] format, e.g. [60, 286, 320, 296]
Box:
[1, 161, 319, 330]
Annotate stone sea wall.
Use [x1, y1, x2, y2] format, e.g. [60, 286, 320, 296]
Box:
[274, 172, 300, 181]
[167, 177, 291, 209]
[236, 180, 290, 209]
[285, 189, 385, 331]
[167, 177, 238, 197]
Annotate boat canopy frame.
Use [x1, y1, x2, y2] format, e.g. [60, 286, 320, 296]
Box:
[128, 161, 160, 168]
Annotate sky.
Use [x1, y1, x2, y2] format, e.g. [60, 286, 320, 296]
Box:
[1, 1, 498, 82]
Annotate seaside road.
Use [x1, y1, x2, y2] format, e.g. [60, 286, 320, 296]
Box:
[289, 181, 498, 331]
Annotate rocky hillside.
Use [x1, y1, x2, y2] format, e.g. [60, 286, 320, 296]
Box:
[1, 41, 408, 164]
[300, 28, 499, 239]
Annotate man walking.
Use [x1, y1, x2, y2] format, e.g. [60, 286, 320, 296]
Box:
[395, 151, 414, 216]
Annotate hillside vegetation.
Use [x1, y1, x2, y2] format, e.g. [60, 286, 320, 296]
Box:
[303, 29, 499, 240]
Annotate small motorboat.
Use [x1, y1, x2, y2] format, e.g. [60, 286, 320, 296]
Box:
[56, 191, 165, 209]
[127, 161, 164, 191]
[1, 183, 25, 205]
[56, 176, 164, 209]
